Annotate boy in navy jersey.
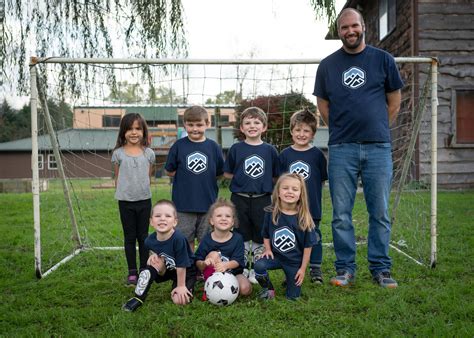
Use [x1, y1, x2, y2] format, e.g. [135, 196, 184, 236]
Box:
[165, 106, 224, 250]
[279, 109, 327, 284]
[122, 200, 196, 311]
[223, 107, 279, 284]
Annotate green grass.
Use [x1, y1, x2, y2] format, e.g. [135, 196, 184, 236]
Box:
[0, 183, 473, 336]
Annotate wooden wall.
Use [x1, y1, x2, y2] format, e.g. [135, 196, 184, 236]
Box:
[417, 1, 474, 188]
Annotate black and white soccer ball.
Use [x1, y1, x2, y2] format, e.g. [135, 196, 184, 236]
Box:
[204, 272, 239, 306]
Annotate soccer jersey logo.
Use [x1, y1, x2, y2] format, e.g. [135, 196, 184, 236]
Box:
[187, 152, 207, 174]
[273, 227, 296, 253]
[343, 66, 366, 89]
[289, 161, 310, 180]
[244, 155, 264, 179]
[159, 253, 176, 270]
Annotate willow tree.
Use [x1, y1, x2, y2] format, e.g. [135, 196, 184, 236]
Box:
[0, 0, 335, 97]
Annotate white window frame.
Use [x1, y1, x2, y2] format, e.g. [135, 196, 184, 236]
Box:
[38, 154, 44, 170]
[48, 154, 58, 170]
[379, 0, 396, 40]
[450, 87, 474, 148]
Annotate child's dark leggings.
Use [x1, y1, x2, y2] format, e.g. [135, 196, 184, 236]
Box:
[310, 221, 322, 268]
[254, 257, 301, 300]
[118, 199, 151, 274]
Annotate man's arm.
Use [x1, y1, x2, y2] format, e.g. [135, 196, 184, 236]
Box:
[316, 97, 330, 126]
[387, 89, 402, 126]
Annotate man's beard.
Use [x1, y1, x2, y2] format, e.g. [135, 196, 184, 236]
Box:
[341, 32, 365, 50]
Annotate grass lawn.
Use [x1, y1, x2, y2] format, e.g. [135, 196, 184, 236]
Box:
[0, 182, 473, 336]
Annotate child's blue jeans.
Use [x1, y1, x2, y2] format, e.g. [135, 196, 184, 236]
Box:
[254, 257, 301, 300]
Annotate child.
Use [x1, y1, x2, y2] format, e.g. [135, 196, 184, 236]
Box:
[122, 199, 196, 311]
[112, 113, 155, 286]
[279, 109, 328, 284]
[165, 106, 224, 250]
[195, 198, 252, 300]
[223, 107, 279, 284]
[254, 173, 317, 300]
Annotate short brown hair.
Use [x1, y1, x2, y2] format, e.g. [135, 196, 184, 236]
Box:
[183, 105, 209, 123]
[151, 199, 177, 218]
[290, 108, 318, 134]
[240, 106, 267, 127]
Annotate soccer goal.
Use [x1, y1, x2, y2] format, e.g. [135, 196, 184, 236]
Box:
[29, 57, 438, 278]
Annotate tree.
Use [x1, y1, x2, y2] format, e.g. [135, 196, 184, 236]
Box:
[205, 90, 237, 105]
[234, 93, 316, 152]
[1, 1, 335, 96]
[107, 81, 145, 103]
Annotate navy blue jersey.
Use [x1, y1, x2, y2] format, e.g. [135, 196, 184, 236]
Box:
[261, 211, 316, 267]
[223, 141, 279, 194]
[195, 231, 245, 272]
[279, 146, 328, 220]
[165, 137, 224, 213]
[144, 229, 194, 270]
[314, 45, 404, 145]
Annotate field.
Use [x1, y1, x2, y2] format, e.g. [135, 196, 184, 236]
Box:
[0, 181, 473, 336]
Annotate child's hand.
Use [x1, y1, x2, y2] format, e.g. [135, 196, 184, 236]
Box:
[262, 250, 274, 259]
[204, 258, 215, 267]
[171, 286, 193, 305]
[214, 261, 227, 272]
[294, 268, 305, 286]
[147, 254, 164, 273]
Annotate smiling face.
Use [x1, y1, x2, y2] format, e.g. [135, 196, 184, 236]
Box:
[291, 122, 314, 149]
[150, 203, 178, 237]
[278, 176, 302, 206]
[124, 120, 144, 146]
[337, 9, 366, 53]
[209, 206, 234, 232]
[240, 116, 267, 140]
[184, 119, 208, 142]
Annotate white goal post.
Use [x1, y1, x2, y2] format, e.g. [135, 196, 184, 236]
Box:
[29, 57, 438, 278]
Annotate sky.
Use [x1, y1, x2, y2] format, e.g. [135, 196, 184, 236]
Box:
[183, 0, 344, 59]
[4, 0, 345, 108]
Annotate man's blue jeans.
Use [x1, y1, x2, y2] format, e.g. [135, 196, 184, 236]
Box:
[328, 142, 393, 276]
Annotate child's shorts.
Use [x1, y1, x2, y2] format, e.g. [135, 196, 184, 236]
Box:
[177, 212, 210, 244]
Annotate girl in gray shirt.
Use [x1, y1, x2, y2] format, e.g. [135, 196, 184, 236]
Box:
[112, 113, 155, 286]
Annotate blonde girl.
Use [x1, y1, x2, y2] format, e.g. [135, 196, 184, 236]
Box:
[195, 198, 252, 300]
[254, 173, 316, 300]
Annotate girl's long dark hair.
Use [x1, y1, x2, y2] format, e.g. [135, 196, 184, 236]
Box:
[114, 113, 149, 149]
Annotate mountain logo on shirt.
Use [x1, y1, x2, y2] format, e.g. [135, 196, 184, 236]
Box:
[159, 253, 176, 270]
[187, 152, 208, 174]
[273, 227, 296, 253]
[343, 66, 366, 89]
[289, 161, 310, 180]
[244, 155, 264, 179]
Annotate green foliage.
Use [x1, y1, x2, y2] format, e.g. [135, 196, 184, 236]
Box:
[0, 99, 73, 143]
[235, 93, 316, 151]
[0, 187, 472, 336]
[206, 90, 237, 105]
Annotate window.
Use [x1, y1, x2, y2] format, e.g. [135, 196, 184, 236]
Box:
[38, 154, 44, 170]
[48, 154, 58, 170]
[379, 0, 396, 40]
[212, 115, 230, 127]
[452, 89, 474, 146]
[102, 115, 121, 127]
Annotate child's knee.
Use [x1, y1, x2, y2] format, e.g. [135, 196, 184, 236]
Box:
[206, 251, 221, 262]
[239, 280, 252, 296]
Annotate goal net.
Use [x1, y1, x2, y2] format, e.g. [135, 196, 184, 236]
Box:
[29, 57, 438, 278]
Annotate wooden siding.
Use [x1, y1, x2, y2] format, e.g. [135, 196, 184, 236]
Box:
[418, 1, 474, 188]
[0, 152, 167, 180]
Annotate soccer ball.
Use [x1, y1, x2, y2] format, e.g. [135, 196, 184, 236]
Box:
[204, 272, 240, 306]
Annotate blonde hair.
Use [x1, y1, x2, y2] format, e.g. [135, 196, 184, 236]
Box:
[207, 198, 238, 230]
[271, 173, 314, 231]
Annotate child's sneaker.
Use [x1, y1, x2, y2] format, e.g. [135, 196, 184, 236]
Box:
[248, 269, 258, 284]
[373, 271, 398, 288]
[243, 268, 250, 278]
[310, 268, 323, 284]
[122, 297, 143, 312]
[126, 274, 138, 287]
[201, 291, 208, 302]
[257, 288, 275, 300]
[330, 270, 355, 287]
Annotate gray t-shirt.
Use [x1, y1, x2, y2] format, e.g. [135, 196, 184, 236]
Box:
[111, 147, 155, 201]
